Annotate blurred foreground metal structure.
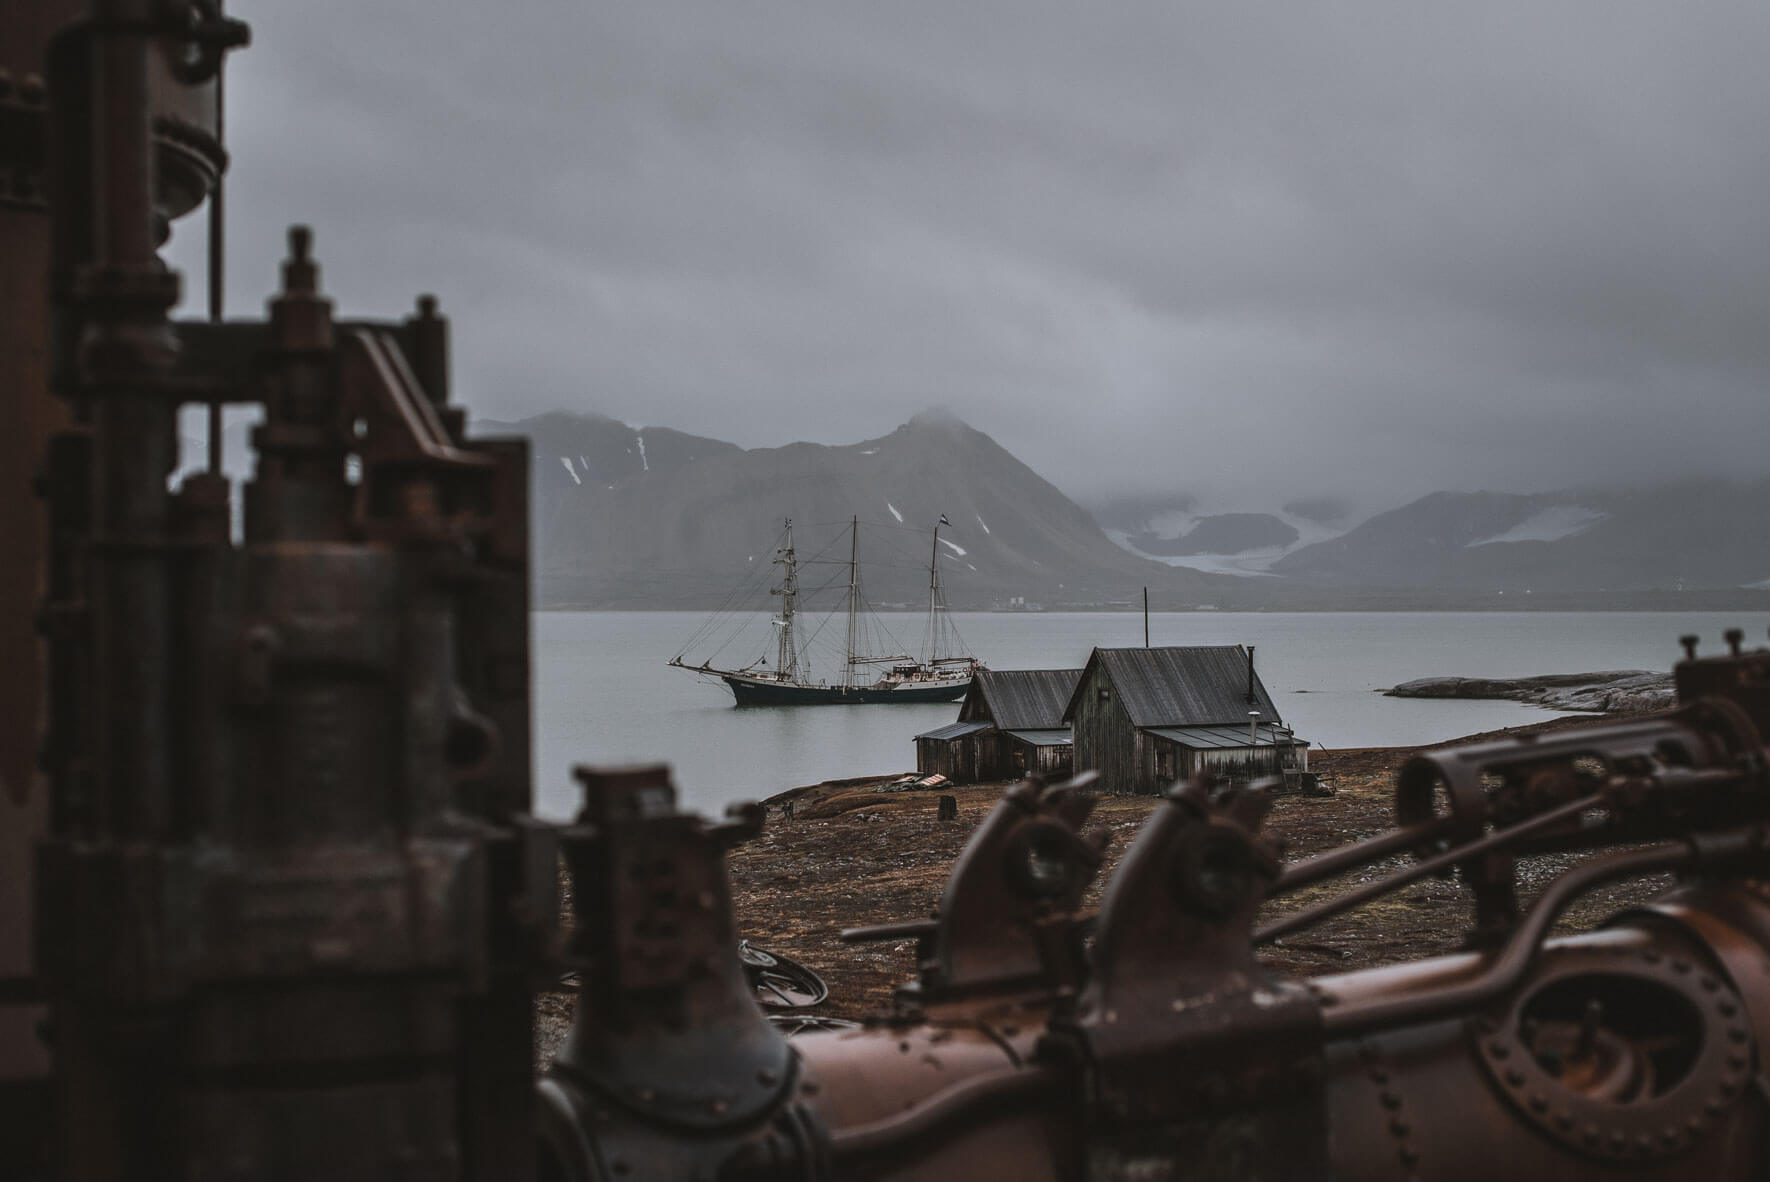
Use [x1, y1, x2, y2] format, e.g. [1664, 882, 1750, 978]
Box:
[6, 4, 1770, 1179]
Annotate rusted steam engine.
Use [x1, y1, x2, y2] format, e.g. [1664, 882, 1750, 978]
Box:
[5, 5, 1770, 1180]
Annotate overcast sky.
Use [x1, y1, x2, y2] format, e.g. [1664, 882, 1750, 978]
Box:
[166, 2, 1770, 516]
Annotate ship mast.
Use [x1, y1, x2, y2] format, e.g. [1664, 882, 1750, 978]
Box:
[771, 519, 799, 682]
[844, 516, 860, 690]
[925, 520, 942, 663]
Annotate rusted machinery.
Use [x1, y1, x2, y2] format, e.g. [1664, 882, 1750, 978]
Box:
[7, 4, 1770, 1180]
[538, 651, 1770, 1180]
[8, 4, 549, 1179]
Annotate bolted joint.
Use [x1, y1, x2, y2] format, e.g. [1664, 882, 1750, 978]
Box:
[71, 265, 182, 388]
[268, 225, 334, 352]
[70, 262, 182, 317]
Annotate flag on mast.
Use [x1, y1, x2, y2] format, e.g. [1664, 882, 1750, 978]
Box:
[938, 513, 951, 527]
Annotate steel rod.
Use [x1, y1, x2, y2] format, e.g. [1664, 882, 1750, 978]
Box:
[1321, 842, 1695, 1037]
[1256, 793, 1601, 945]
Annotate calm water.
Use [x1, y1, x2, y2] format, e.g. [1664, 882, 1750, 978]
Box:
[533, 611, 1770, 819]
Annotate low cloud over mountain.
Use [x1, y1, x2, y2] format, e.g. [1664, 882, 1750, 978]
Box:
[477, 411, 1770, 608]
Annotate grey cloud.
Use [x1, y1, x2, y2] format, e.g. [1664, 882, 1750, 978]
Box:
[167, 1, 1770, 517]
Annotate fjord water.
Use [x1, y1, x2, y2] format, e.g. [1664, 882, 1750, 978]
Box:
[533, 611, 1770, 819]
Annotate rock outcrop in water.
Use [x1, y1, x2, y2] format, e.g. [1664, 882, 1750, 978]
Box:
[1384, 670, 1674, 714]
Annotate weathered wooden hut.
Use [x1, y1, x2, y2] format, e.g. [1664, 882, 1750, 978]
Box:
[913, 720, 992, 782]
[1061, 646, 1307, 794]
[914, 668, 1081, 783]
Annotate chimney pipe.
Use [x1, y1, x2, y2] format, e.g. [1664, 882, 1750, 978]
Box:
[1245, 645, 1255, 704]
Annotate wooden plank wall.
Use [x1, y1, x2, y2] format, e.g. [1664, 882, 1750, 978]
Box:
[1071, 665, 1142, 794]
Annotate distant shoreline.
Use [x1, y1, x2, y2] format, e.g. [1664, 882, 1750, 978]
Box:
[537, 594, 1770, 613]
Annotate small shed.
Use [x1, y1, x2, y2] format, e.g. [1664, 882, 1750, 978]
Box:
[1143, 724, 1307, 783]
[914, 720, 993, 783]
[1000, 729, 1074, 778]
[915, 668, 1082, 783]
[1062, 646, 1307, 795]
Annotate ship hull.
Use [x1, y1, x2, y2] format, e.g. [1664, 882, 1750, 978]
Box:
[723, 675, 971, 706]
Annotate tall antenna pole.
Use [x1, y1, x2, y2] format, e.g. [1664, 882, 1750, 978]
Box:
[1144, 587, 1149, 647]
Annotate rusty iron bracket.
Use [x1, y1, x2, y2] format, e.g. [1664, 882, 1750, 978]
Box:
[1044, 778, 1328, 1178]
[844, 771, 1106, 1013]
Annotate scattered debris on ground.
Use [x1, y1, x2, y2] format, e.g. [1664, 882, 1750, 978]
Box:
[537, 713, 1668, 1062]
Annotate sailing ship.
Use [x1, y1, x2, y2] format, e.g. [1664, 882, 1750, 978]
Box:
[668, 516, 985, 705]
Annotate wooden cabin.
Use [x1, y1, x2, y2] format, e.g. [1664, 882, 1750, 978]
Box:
[914, 668, 1081, 783]
[913, 720, 992, 783]
[1061, 646, 1307, 795]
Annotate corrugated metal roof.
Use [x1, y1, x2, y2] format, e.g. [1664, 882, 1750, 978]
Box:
[1144, 724, 1300, 750]
[1003, 728, 1073, 746]
[1067, 646, 1281, 728]
[972, 668, 1084, 730]
[915, 720, 993, 742]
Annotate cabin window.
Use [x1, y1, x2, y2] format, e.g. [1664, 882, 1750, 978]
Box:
[1097, 687, 1110, 702]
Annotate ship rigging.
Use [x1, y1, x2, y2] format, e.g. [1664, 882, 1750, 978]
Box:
[669, 516, 984, 705]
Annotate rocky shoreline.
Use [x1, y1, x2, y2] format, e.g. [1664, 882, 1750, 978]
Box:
[1384, 669, 1673, 713]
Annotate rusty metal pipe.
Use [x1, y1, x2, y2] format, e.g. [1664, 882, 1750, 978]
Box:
[1257, 792, 1601, 945]
[827, 1064, 1065, 1167]
[1322, 840, 1699, 1037]
[1267, 814, 1454, 894]
[839, 918, 938, 944]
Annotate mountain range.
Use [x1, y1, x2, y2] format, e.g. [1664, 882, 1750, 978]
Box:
[473, 411, 1770, 609]
[476, 410, 1209, 609]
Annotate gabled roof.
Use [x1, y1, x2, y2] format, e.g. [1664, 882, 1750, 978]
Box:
[1145, 723, 1300, 750]
[963, 668, 1084, 730]
[1062, 646, 1280, 728]
[915, 720, 993, 742]
[1002, 728, 1073, 747]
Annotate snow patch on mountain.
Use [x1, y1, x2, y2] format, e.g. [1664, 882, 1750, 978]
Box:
[1466, 505, 1607, 547]
[1103, 504, 1346, 577]
[887, 502, 903, 523]
[559, 456, 581, 485]
[635, 433, 649, 472]
[976, 514, 991, 534]
[940, 538, 967, 557]
[1101, 532, 1279, 578]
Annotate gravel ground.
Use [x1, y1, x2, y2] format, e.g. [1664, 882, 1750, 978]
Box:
[536, 713, 1671, 1063]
